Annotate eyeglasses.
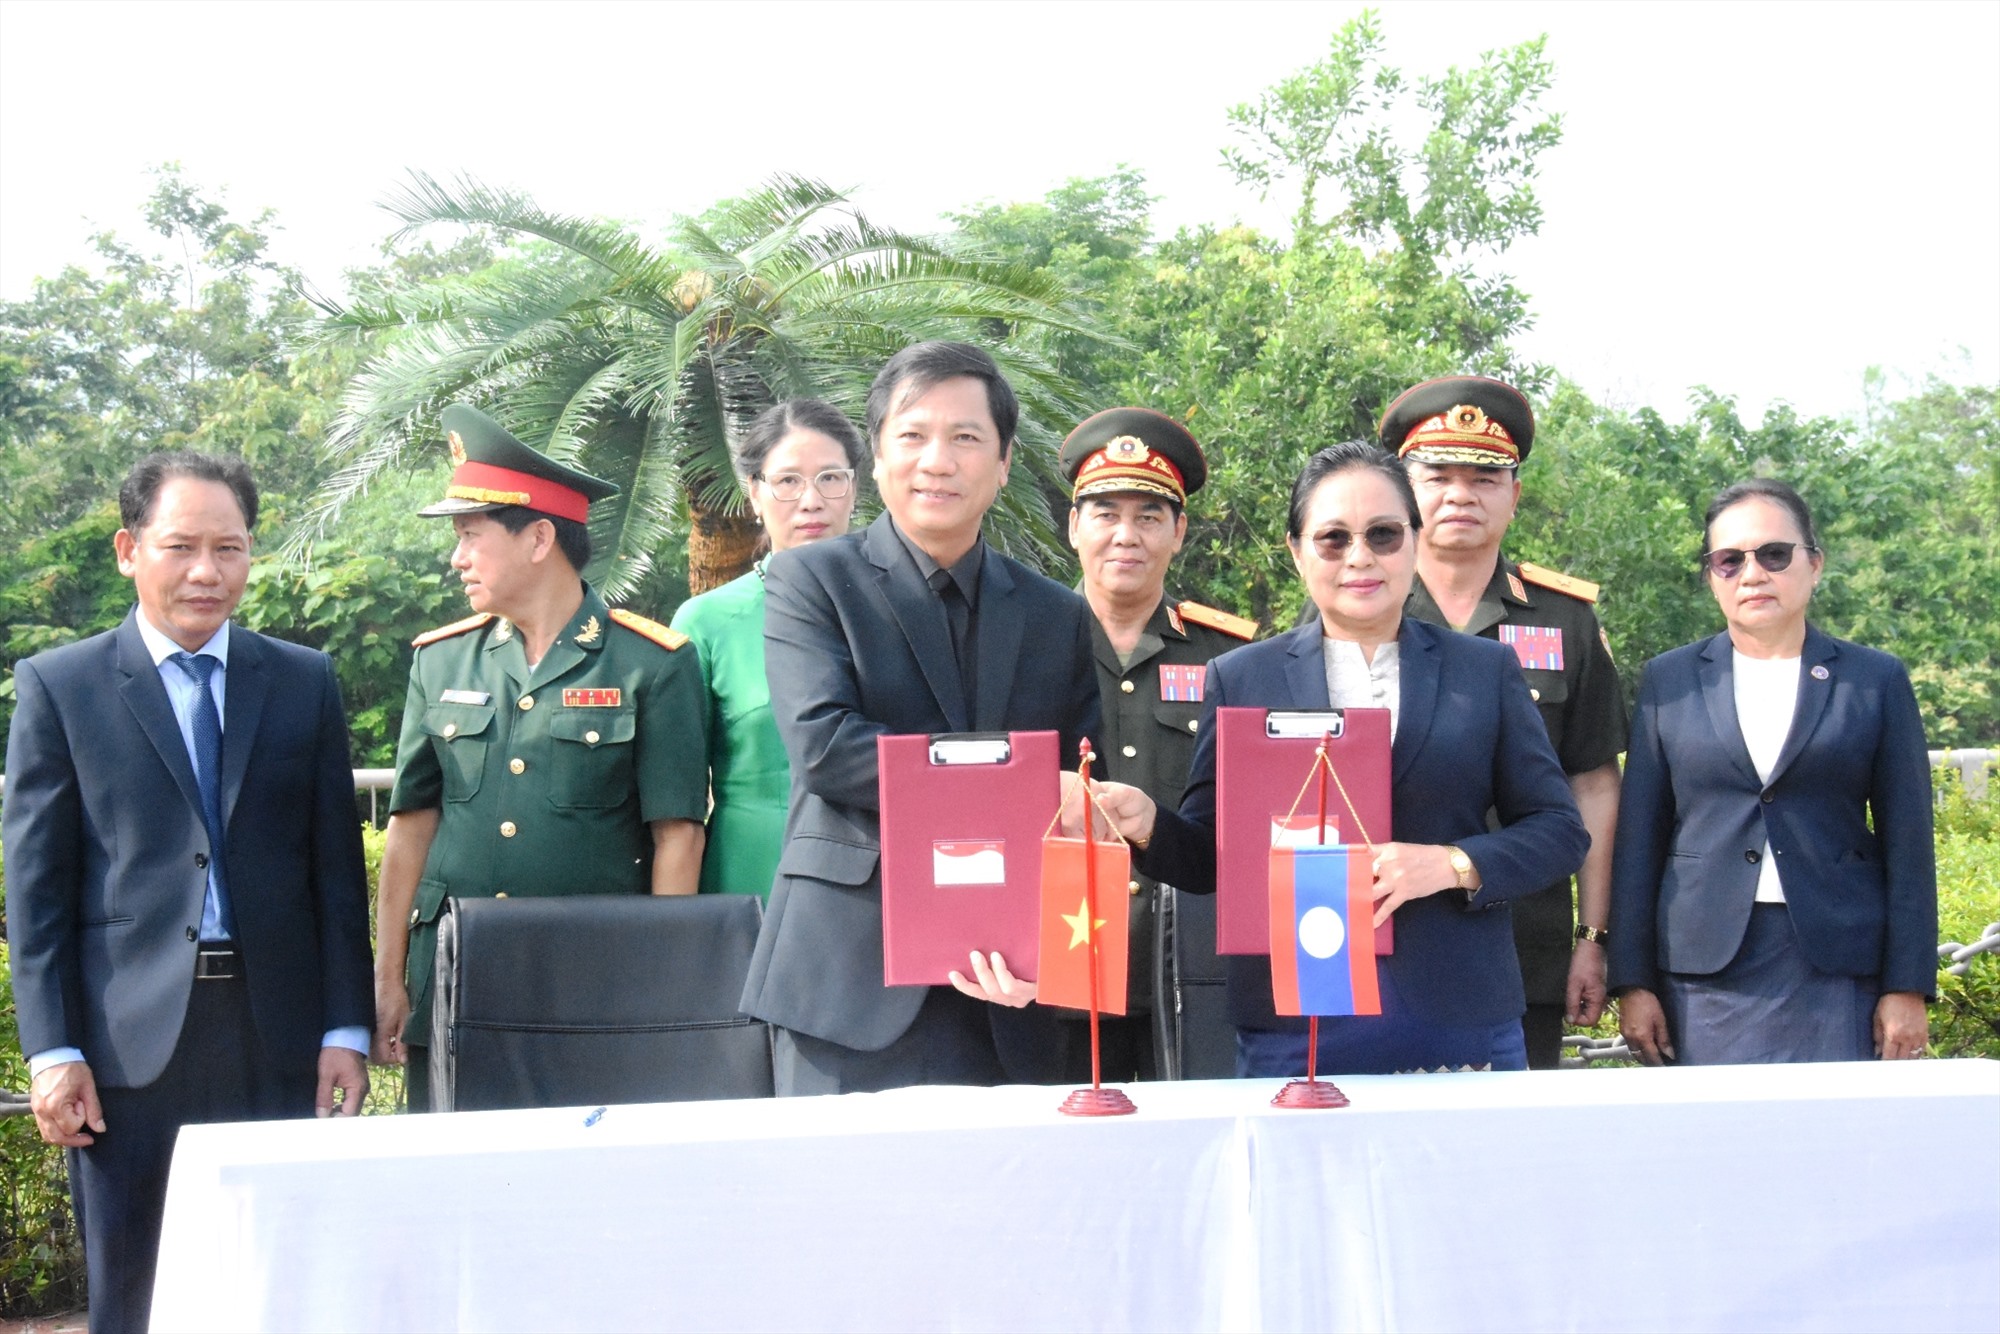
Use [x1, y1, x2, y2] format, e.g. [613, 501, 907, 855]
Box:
[1311, 522, 1409, 560]
[1699, 542, 1816, 578]
[758, 468, 856, 502]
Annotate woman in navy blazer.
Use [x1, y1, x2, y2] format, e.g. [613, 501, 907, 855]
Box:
[1608, 479, 1935, 1065]
[1092, 442, 1588, 1075]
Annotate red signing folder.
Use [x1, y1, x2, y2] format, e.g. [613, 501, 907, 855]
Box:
[878, 730, 1060, 985]
[1215, 707, 1393, 956]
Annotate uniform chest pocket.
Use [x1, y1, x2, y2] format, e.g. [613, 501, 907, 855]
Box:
[1521, 668, 1569, 716]
[1149, 702, 1203, 803]
[548, 709, 638, 809]
[423, 703, 496, 803]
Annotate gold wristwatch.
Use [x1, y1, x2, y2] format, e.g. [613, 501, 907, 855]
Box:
[1575, 924, 1610, 945]
[1447, 846, 1474, 891]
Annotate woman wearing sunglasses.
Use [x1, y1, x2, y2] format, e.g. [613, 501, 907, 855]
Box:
[1089, 441, 1587, 1076]
[1608, 478, 1935, 1065]
[670, 399, 866, 897]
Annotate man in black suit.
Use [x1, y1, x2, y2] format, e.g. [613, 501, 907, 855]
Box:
[5, 452, 375, 1332]
[742, 342, 1101, 1094]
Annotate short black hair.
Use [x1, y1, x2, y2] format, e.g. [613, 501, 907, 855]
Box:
[865, 341, 1019, 456]
[733, 399, 868, 480]
[1286, 441, 1420, 541]
[1703, 477, 1820, 555]
[119, 451, 259, 533]
[488, 505, 592, 574]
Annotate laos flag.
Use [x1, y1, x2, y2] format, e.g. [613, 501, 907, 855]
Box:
[1268, 845, 1381, 1016]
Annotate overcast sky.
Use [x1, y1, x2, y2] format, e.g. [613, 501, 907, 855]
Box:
[2, 0, 1995, 424]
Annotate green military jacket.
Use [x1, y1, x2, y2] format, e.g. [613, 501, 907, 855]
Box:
[1405, 557, 1626, 1002]
[1089, 595, 1256, 1011]
[388, 583, 708, 1039]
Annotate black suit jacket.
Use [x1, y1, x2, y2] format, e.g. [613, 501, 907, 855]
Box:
[5, 612, 374, 1087]
[741, 515, 1101, 1051]
[1140, 618, 1589, 1029]
[1607, 626, 1937, 996]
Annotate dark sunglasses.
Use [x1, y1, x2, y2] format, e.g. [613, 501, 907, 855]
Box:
[1312, 522, 1409, 560]
[1699, 541, 1817, 578]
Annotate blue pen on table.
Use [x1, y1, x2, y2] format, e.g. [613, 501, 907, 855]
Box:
[583, 1106, 607, 1128]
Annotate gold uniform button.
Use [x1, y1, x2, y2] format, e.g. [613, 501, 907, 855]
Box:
[1128, 880, 1142, 896]
[1121, 744, 1137, 758]
[509, 758, 525, 775]
[494, 892, 509, 900]
[500, 821, 517, 838]
[441, 722, 458, 739]
[408, 908, 419, 927]
[585, 730, 601, 745]
[1120, 680, 1135, 694]
[518, 695, 535, 711]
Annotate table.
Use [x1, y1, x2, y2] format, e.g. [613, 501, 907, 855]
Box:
[151, 1061, 1999, 1333]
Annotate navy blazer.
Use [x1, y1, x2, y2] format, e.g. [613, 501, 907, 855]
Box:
[1142, 617, 1588, 1029]
[1607, 626, 1937, 996]
[4, 613, 375, 1087]
[741, 514, 1101, 1051]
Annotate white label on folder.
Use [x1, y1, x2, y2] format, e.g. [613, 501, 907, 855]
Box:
[930, 738, 1012, 765]
[1271, 812, 1340, 848]
[933, 840, 1006, 886]
[1266, 710, 1345, 740]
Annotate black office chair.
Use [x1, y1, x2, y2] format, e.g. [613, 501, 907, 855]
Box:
[428, 893, 774, 1111]
[1153, 886, 1237, 1080]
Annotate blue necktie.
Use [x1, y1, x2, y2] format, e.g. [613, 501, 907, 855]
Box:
[171, 652, 236, 940]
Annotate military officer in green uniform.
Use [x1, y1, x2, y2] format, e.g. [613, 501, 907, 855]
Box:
[1059, 408, 1256, 1081]
[1381, 375, 1626, 1070]
[371, 405, 708, 1109]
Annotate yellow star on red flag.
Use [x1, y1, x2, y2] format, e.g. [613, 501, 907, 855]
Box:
[1063, 897, 1107, 950]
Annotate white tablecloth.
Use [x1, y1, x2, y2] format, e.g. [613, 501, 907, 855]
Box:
[151, 1061, 1999, 1333]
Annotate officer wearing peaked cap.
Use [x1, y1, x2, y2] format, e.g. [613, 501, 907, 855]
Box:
[1383, 375, 1627, 1070]
[373, 404, 709, 1109]
[1061, 407, 1258, 1081]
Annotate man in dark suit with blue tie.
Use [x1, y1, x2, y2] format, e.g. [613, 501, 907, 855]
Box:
[742, 342, 1101, 1094]
[5, 452, 375, 1332]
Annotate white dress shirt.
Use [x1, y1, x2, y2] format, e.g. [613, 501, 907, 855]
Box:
[1321, 636, 1402, 742]
[1733, 650, 1802, 903]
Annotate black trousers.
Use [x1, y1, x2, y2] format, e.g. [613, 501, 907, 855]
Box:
[1523, 1003, 1565, 1071]
[773, 987, 1077, 1095]
[67, 973, 313, 1334]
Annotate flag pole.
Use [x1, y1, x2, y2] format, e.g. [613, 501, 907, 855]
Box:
[1061, 740, 1136, 1117]
[1082, 744, 1103, 1092]
[1273, 733, 1350, 1109]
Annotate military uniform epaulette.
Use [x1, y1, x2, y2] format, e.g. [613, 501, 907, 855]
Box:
[411, 613, 495, 648]
[609, 608, 688, 651]
[1177, 600, 1258, 640]
[1517, 562, 1599, 605]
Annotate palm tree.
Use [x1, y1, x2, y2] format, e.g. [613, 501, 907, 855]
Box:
[299, 172, 1109, 603]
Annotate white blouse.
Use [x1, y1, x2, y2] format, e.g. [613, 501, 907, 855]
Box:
[1733, 650, 1802, 903]
[1321, 637, 1401, 741]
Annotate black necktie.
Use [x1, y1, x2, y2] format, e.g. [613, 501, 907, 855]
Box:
[171, 652, 236, 939]
[929, 568, 976, 712]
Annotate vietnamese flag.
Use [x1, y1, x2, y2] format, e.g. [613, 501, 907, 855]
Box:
[1036, 837, 1131, 1014]
[1268, 845, 1382, 1016]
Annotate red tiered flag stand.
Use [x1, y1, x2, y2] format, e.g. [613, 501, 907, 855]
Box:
[1270, 731, 1362, 1110]
[1057, 742, 1137, 1118]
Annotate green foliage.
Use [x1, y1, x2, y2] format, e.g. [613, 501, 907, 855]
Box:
[239, 469, 463, 764]
[1932, 765, 2000, 1060]
[1513, 377, 2000, 740]
[0, 942, 87, 1319]
[1223, 9, 1562, 266]
[303, 172, 1110, 599]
